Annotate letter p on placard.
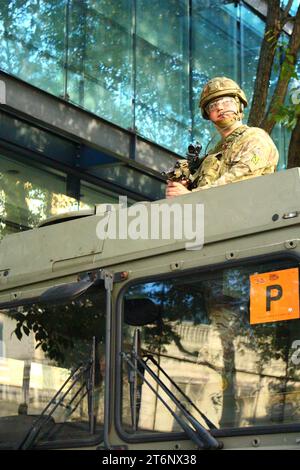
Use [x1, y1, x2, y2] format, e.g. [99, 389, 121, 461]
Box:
[250, 268, 300, 324]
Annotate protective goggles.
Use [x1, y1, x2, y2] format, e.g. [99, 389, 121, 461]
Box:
[206, 96, 237, 113]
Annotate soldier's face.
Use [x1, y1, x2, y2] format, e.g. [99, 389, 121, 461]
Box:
[206, 96, 238, 122]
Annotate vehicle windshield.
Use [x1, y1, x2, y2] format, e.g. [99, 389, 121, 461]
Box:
[120, 257, 300, 435]
[0, 284, 106, 449]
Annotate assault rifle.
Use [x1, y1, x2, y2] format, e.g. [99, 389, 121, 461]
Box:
[161, 142, 203, 190]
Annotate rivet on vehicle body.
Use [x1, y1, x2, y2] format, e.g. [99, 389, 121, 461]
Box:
[284, 239, 298, 249]
[226, 251, 237, 260]
[252, 437, 260, 447]
[170, 262, 183, 270]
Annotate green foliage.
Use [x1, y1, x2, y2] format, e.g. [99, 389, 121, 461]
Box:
[273, 101, 300, 130]
[271, 61, 300, 130]
[279, 48, 298, 80]
[265, 30, 300, 131]
[265, 27, 281, 52]
[11, 288, 106, 367]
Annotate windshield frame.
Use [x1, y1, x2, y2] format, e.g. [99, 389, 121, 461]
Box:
[0, 277, 106, 450]
[114, 251, 300, 445]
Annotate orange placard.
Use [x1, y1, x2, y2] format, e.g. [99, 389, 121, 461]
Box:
[250, 268, 300, 325]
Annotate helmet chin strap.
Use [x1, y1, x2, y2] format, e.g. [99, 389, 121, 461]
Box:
[213, 110, 242, 132]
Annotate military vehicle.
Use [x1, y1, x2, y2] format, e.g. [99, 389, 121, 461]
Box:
[1, 168, 300, 450]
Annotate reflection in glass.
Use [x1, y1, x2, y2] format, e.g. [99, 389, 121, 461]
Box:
[191, 3, 239, 152]
[0, 0, 66, 96]
[67, 0, 133, 129]
[0, 155, 123, 240]
[0, 285, 105, 449]
[121, 259, 300, 434]
[135, 0, 190, 155]
[0, 1, 289, 160]
[0, 155, 79, 238]
[79, 181, 120, 208]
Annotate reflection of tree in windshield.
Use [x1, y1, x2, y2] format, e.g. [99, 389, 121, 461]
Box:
[124, 260, 300, 429]
[126, 280, 209, 355]
[12, 287, 106, 368]
[0, 286, 106, 448]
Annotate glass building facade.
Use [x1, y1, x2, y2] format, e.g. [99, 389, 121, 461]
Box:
[0, 0, 295, 234]
[0, 0, 293, 154]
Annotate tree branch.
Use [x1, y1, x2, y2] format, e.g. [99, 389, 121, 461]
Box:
[261, 6, 300, 134]
[287, 115, 300, 168]
[282, 0, 294, 20]
[247, 0, 282, 127]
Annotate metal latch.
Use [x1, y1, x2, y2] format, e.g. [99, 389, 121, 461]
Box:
[283, 211, 299, 219]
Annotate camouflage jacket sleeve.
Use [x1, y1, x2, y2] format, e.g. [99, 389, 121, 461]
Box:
[192, 127, 279, 191]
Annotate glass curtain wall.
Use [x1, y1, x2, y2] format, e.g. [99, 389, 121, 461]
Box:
[67, 0, 133, 128]
[0, 1, 66, 97]
[0, 154, 119, 239]
[135, 0, 190, 154]
[191, 2, 240, 153]
[0, 1, 288, 164]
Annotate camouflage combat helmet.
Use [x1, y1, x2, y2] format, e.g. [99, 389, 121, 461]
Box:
[199, 77, 248, 119]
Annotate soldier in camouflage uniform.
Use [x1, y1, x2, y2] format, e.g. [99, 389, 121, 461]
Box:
[166, 77, 279, 198]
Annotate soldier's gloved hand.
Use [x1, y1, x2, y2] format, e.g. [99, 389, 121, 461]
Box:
[165, 180, 190, 199]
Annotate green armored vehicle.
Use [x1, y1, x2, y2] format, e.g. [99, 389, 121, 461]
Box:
[1, 169, 300, 450]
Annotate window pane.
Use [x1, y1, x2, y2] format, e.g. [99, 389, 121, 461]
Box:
[0, 0, 290, 166]
[135, 0, 190, 155]
[0, 0, 65, 96]
[282, 0, 300, 16]
[191, 3, 239, 153]
[0, 285, 106, 449]
[0, 154, 135, 239]
[79, 181, 135, 208]
[79, 182, 119, 208]
[240, 4, 265, 118]
[0, 155, 79, 238]
[121, 258, 300, 434]
[67, 0, 133, 129]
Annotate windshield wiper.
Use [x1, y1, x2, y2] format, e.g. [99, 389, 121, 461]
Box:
[144, 354, 217, 431]
[18, 338, 97, 450]
[121, 351, 221, 450]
